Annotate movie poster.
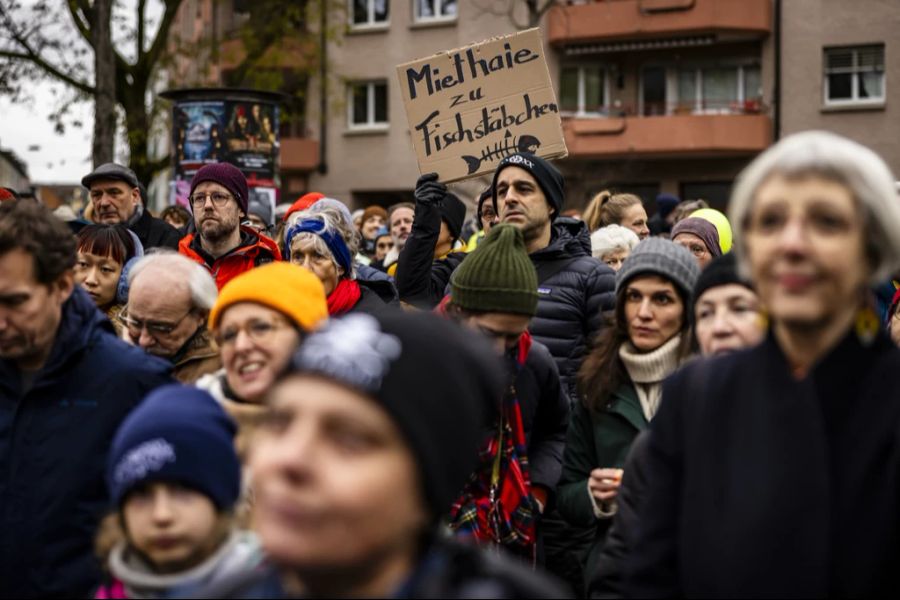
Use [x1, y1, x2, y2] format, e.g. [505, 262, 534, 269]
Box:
[223, 101, 279, 186]
[169, 96, 281, 208]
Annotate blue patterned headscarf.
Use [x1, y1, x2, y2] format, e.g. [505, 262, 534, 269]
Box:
[286, 218, 353, 275]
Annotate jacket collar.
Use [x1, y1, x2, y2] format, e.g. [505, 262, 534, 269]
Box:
[530, 218, 591, 261]
[0, 287, 109, 396]
[604, 383, 648, 431]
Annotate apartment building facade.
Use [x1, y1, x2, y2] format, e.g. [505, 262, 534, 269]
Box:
[779, 0, 899, 176]
[166, 0, 898, 214]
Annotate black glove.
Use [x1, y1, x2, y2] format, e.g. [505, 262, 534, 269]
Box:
[414, 172, 447, 207]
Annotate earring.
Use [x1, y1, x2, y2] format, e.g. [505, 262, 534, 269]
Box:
[855, 306, 880, 346]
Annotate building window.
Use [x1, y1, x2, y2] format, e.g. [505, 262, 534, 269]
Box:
[824, 45, 885, 105]
[560, 66, 607, 115]
[414, 0, 457, 22]
[675, 64, 761, 114]
[351, 0, 389, 27]
[348, 81, 388, 129]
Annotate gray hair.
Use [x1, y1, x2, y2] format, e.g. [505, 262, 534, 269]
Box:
[299, 201, 362, 258]
[590, 224, 640, 259]
[729, 130, 900, 284]
[288, 210, 357, 280]
[127, 250, 218, 310]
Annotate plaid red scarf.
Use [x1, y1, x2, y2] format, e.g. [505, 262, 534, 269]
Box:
[448, 331, 537, 561]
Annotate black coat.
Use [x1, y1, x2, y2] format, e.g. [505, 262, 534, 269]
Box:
[627, 331, 900, 598]
[0, 288, 173, 597]
[190, 536, 571, 598]
[130, 206, 182, 250]
[514, 340, 570, 496]
[397, 208, 615, 403]
[395, 197, 466, 309]
[529, 219, 616, 403]
[351, 278, 399, 317]
[587, 431, 650, 599]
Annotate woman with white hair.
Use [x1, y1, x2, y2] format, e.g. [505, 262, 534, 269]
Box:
[627, 131, 900, 597]
[286, 208, 396, 316]
[590, 224, 640, 272]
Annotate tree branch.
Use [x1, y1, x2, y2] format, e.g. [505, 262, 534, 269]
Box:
[0, 49, 94, 94]
[137, 0, 147, 60]
[65, 0, 94, 47]
[143, 0, 182, 74]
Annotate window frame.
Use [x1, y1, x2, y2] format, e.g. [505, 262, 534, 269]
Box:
[559, 65, 610, 117]
[349, 0, 390, 30]
[672, 62, 762, 115]
[413, 0, 457, 24]
[347, 80, 389, 131]
[823, 45, 885, 108]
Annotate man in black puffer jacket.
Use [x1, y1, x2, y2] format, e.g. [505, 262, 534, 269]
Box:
[399, 157, 615, 404]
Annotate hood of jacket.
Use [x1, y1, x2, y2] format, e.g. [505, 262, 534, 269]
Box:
[358, 276, 399, 304]
[108, 530, 263, 598]
[532, 217, 592, 262]
[0, 286, 111, 395]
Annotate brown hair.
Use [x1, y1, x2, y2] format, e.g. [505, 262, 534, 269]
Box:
[579, 279, 693, 411]
[584, 191, 644, 231]
[0, 200, 76, 284]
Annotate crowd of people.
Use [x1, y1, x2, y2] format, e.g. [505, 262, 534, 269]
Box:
[3, 128, 900, 598]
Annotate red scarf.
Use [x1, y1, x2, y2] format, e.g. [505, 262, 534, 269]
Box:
[327, 278, 362, 316]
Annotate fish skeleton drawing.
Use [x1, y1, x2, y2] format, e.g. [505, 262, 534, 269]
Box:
[461, 132, 541, 175]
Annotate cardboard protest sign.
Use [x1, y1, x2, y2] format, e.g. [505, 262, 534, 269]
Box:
[397, 28, 567, 183]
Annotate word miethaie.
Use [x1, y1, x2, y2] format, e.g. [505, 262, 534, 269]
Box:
[406, 43, 540, 100]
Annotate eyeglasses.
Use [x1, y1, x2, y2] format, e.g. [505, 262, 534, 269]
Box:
[119, 308, 194, 338]
[215, 317, 291, 348]
[190, 192, 235, 209]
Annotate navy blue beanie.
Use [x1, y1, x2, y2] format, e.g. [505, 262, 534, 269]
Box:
[107, 385, 241, 510]
[491, 153, 565, 217]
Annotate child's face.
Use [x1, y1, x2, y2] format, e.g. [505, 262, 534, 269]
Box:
[123, 482, 221, 573]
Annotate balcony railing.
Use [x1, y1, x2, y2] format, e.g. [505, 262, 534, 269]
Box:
[561, 98, 767, 119]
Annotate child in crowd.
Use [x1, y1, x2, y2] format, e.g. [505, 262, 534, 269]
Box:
[94, 385, 262, 599]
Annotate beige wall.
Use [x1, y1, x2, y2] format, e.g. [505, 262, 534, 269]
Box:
[780, 0, 900, 175]
[305, 1, 531, 208]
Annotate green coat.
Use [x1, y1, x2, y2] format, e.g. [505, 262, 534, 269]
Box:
[557, 384, 648, 530]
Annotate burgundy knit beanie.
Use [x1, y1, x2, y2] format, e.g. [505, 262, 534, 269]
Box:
[672, 217, 722, 258]
[189, 163, 249, 215]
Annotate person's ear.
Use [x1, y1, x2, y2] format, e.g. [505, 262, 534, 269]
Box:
[131, 187, 141, 208]
[54, 270, 76, 304]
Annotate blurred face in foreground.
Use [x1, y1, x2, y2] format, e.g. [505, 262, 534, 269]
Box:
[744, 175, 868, 330]
[251, 375, 428, 594]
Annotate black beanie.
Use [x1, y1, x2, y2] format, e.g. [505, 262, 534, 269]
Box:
[440, 193, 466, 242]
[692, 253, 753, 315]
[491, 153, 565, 217]
[287, 312, 503, 518]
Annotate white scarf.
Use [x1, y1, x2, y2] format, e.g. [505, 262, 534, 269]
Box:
[618, 334, 683, 421]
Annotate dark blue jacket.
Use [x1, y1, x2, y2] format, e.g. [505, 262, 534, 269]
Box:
[0, 287, 172, 598]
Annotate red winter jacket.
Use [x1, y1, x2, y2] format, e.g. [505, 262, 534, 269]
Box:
[178, 226, 282, 290]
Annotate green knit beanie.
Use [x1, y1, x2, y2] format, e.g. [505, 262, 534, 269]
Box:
[450, 224, 538, 316]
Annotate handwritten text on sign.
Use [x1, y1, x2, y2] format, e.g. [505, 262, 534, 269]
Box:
[397, 28, 567, 183]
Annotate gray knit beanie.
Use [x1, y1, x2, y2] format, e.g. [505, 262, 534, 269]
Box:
[616, 237, 701, 301]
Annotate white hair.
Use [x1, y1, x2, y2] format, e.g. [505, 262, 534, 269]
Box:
[288, 210, 357, 280]
[127, 250, 218, 310]
[590, 224, 640, 259]
[729, 130, 900, 284]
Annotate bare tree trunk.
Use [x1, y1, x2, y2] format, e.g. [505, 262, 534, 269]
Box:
[92, 0, 116, 167]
